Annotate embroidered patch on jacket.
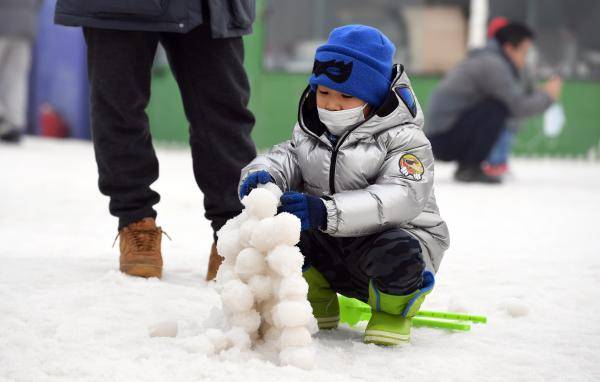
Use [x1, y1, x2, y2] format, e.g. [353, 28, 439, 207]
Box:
[399, 153, 424, 181]
[313, 59, 353, 83]
[394, 85, 417, 118]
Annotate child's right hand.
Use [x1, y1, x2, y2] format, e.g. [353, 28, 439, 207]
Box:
[239, 170, 274, 198]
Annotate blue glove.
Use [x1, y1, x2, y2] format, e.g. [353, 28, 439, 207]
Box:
[278, 191, 327, 231]
[239, 170, 273, 198]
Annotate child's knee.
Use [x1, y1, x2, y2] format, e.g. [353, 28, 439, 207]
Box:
[365, 228, 425, 295]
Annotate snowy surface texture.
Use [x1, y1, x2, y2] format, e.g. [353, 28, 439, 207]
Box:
[1, 138, 599, 381]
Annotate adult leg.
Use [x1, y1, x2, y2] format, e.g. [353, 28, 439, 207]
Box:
[83, 28, 160, 228]
[486, 128, 514, 166]
[428, 129, 461, 162]
[454, 99, 508, 166]
[0, 37, 32, 142]
[159, 23, 256, 237]
[429, 99, 508, 165]
[483, 126, 516, 178]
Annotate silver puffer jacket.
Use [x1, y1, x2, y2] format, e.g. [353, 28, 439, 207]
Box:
[241, 66, 449, 272]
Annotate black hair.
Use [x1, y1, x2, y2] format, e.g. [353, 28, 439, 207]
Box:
[495, 23, 535, 47]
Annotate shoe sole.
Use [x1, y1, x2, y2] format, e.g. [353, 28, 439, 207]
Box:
[364, 329, 410, 346]
[316, 316, 340, 329]
[120, 263, 162, 278]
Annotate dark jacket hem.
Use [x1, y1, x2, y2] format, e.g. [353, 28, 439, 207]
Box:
[54, 12, 200, 34]
[54, 12, 252, 37]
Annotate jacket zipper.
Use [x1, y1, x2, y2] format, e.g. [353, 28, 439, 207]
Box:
[295, 86, 370, 195]
[329, 149, 339, 194]
[328, 124, 363, 194]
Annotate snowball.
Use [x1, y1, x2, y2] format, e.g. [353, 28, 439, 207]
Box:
[258, 299, 277, 326]
[206, 329, 229, 353]
[203, 307, 227, 331]
[230, 309, 261, 334]
[239, 218, 258, 247]
[226, 327, 252, 350]
[242, 188, 278, 220]
[280, 327, 312, 348]
[235, 248, 267, 282]
[307, 315, 319, 335]
[272, 301, 313, 329]
[248, 275, 274, 303]
[250, 212, 300, 252]
[250, 217, 278, 252]
[272, 212, 301, 246]
[181, 336, 215, 355]
[262, 324, 281, 344]
[279, 346, 315, 370]
[148, 321, 178, 338]
[217, 211, 246, 235]
[215, 263, 236, 285]
[258, 182, 283, 200]
[216, 228, 242, 261]
[266, 245, 304, 277]
[278, 276, 309, 301]
[250, 214, 301, 252]
[221, 280, 254, 313]
[503, 299, 530, 318]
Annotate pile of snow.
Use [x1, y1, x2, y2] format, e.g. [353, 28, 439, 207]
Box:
[204, 184, 317, 369]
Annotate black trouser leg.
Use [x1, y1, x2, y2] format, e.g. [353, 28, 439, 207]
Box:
[299, 228, 425, 301]
[83, 28, 160, 229]
[429, 99, 508, 166]
[159, 24, 256, 237]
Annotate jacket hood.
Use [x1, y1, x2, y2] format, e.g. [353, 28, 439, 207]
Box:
[298, 64, 424, 147]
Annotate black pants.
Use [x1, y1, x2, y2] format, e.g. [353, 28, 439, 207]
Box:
[429, 99, 508, 166]
[83, 22, 256, 234]
[299, 228, 425, 301]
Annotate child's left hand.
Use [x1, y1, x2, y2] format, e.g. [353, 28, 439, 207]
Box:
[278, 192, 327, 231]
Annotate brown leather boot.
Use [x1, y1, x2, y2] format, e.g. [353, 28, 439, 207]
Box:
[205, 242, 223, 281]
[119, 217, 163, 278]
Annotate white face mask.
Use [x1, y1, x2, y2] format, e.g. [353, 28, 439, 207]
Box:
[317, 104, 367, 136]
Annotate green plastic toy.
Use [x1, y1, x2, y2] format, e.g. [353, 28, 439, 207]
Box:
[338, 295, 487, 331]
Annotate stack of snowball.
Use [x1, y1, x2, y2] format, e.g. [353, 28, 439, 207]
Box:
[205, 184, 317, 369]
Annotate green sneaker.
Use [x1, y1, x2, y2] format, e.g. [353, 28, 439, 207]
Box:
[303, 266, 339, 329]
[364, 272, 434, 346]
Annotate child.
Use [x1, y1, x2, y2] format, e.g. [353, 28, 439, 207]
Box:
[238, 25, 449, 346]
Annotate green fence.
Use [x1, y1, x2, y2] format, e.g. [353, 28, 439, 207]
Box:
[147, 7, 600, 159]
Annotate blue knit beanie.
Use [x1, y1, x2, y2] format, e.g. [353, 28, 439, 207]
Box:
[309, 25, 396, 108]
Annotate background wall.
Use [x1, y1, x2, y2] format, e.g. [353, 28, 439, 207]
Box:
[147, 0, 600, 158]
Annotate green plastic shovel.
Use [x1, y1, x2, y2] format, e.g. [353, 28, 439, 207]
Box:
[338, 295, 487, 331]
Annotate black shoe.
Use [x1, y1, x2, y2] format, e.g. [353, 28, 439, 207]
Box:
[454, 164, 502, 184]
[0, 129, 23, 143]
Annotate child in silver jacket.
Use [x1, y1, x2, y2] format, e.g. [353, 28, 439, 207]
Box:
[239, 25, 449, 346]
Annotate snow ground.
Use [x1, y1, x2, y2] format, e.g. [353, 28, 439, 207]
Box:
[1, 137, 599, 382]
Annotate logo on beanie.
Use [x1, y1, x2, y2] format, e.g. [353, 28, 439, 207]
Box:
[399, 153, 424, 181]
[312, 59, 353, 83]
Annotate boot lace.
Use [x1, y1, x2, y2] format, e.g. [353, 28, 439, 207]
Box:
[112, 228, 171, 249]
